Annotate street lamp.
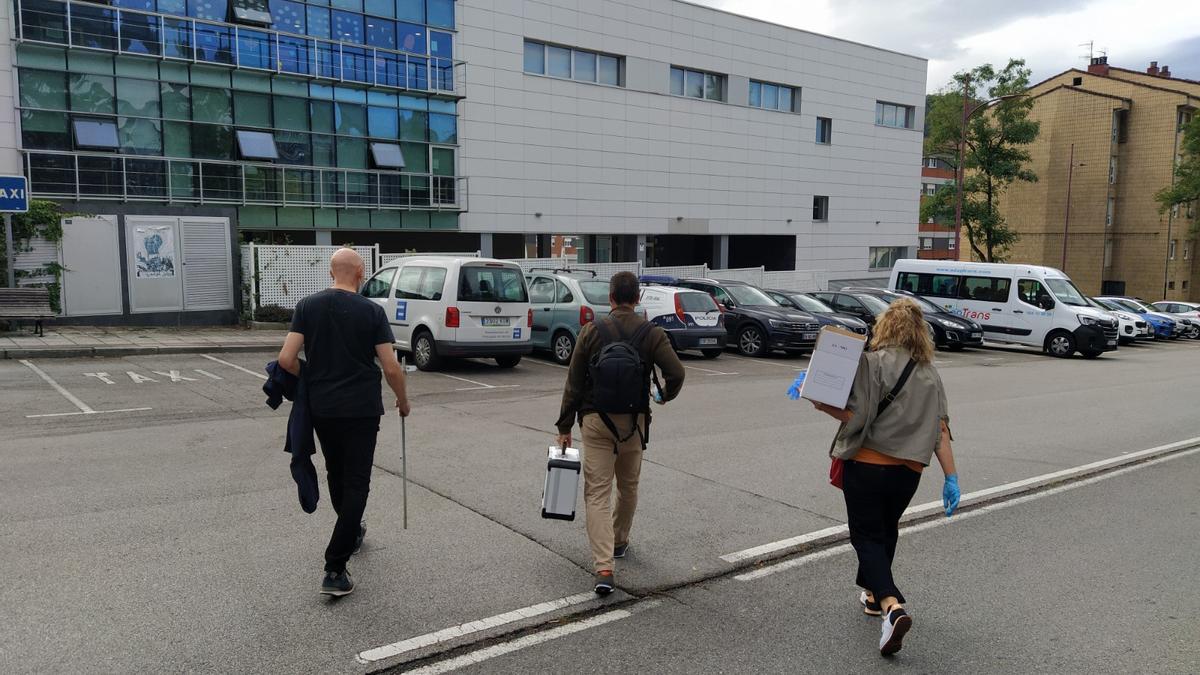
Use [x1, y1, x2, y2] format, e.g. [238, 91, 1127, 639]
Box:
[953, 86, 1027, 259]
[1061, 144, 1086, 270]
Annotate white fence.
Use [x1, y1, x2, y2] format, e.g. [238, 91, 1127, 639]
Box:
[11, 236, 60, 287]
[240, 244, 829, 314]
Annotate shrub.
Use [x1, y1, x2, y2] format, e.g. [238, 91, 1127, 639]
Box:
[254, 304, 293, 323]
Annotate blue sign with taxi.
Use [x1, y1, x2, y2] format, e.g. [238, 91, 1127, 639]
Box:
[0, 175, 29, 212]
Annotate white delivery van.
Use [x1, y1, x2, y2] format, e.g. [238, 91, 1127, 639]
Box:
[888, 260, 1118, 358]
[361, 256, 533, 371]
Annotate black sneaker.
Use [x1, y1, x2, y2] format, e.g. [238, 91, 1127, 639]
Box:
[613, 543, 629, 559]
[879, 607, 912, 656]
[594, 570, 615, 596]
[353, 522, 366, 555]
[320, 570, 355, 597]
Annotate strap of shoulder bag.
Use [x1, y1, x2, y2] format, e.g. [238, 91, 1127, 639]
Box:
[876, 358, 917, 417]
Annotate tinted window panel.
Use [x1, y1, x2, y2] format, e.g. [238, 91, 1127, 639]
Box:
[524, 41, 545, 74]
[236, 129, 279, 159]
[460, 267, 528, 302]
[73, 118, 120, 149]
[369, 142, 405, 168]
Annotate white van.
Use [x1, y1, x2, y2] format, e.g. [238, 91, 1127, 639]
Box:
[888, 260, 1118, 358]
[361, 256, 533, 371]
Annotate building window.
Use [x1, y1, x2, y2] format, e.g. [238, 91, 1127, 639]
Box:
[869, 246, 906, 270]
[948, 237, 956, 250]
[1106, 197, 1114, 226]
[369, 142, 406, 168]
[1184, 280, 1190, 290]
[235, 129, 278, 159]
[1168, 281, 1176, 290]
[921, 183, 938, 197]
[230, 0, 271, 25]
[812, 195, 829, 222]
[815, 117, 832, 144]
[749, 80, 798, 112]
[876, 101, 915, 129]
[523, 40, 622, 86]
[72, 118, 120, 149]
[920, 237, 932, 250]
[1184, 241, 1191, 260]
[1181, 110, 1195, 132]
[1104, 240, 1113, 268]
[1169, 239, 1177, 260]
[670, 66, 725, 101]
[1108, 156, 1117, 184]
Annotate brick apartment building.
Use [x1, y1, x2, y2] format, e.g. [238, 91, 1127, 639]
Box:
[919, 156, 956, 259]
[981, 57, 1198, 301]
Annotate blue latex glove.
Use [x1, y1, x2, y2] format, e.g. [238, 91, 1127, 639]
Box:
[943, 473, 960, 517]
[787, 370, 807, 400]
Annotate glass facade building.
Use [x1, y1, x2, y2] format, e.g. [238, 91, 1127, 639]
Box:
[12, 0, 465, 231]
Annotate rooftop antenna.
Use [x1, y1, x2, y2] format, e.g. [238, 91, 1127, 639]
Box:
[1079, 41, 1094, 63]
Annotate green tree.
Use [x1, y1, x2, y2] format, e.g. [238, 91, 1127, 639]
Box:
[1156, 115, 1200, 230]
[921, 59, 1041, 262]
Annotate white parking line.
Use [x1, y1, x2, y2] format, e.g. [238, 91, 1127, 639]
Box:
[720, 354, 806, 370]
[193, 369, 224, 380]
[719, 434, 1200, 564]
[400, 600, 661, 675]
[356, 591, 597, 665]
[200, 354, 267, 380]
[735, 445, 1200, 582]
[519, 358, 568, 370]
[19, 360, 153, 418]
[683, 364, 738, 376]
[434, 372, 521, 392]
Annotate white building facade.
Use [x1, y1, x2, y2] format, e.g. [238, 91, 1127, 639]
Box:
[458, 0, 927, 281]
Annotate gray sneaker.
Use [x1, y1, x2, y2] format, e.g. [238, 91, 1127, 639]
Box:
[320, 570, 355, 597]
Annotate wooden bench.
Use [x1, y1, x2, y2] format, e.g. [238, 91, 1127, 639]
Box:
[0, 287, 55, 336]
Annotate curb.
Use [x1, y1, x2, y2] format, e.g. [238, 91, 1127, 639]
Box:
[2, 343, 280, 359]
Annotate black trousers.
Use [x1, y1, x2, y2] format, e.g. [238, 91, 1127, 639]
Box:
[313, 416, 380, 573]
[842, 460, 922, 604]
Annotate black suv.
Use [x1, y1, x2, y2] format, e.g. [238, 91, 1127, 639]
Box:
[831, 287, 984, 350]
[675, 278, 821, 357]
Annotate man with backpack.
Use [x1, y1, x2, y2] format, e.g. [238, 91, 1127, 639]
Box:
[556, 272, 686, 595]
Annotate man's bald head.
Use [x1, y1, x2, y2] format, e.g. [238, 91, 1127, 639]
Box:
[330, 248, 365, 288]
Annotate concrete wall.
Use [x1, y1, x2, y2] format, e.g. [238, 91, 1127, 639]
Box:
[0, 1, 22, 175]
[456, 0, 927, 279]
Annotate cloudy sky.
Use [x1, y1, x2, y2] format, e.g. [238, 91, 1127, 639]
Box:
[700, 0, 1200, 92]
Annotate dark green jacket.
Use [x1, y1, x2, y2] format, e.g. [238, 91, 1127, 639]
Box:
[556, 307, 686, 434]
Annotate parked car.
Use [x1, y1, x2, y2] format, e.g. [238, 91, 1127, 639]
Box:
[638, 281, 727, 358]
[672, 278, 821, 357]
[1151, 301, 1200, 339]
[889, 259, 1117, 358]
[525, 270, 618, 364]
[362, 256, 532, 371]
[835, 287, 986, 351]
[1086, 297, 1146, 345]
[764, 289, 870, 337]
[1096, 297, 1179, 340]
[807, 290, 891, 331]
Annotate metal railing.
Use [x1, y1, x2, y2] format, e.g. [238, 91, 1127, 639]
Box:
[15, 0, 466, 97]
[24, 150, 468, 211]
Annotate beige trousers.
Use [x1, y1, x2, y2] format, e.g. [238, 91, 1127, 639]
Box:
[581, 413, 645, 572]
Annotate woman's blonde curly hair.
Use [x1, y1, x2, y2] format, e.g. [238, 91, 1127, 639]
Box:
[869, 297, 935, 364]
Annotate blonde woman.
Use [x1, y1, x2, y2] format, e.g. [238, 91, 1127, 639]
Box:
[812, 297, 960, 657]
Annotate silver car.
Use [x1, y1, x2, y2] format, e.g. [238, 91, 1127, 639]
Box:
[525, 270, 617, 364]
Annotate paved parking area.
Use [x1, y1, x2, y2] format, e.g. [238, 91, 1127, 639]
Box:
[3, 338, 1199, 672]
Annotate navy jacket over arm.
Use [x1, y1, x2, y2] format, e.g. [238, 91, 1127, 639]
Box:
[264, 360, 319, 513]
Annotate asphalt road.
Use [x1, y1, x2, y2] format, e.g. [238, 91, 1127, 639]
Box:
[2, 338, 1199, 673]
[441, 448, 1200, 674]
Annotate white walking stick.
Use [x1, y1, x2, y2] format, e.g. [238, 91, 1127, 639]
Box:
[401, 356, 409, 530]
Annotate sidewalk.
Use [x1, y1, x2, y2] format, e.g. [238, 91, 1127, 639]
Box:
[0, 325, 286, 359]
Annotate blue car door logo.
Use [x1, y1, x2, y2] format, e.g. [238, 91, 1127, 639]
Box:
[395, 301, 407, 321]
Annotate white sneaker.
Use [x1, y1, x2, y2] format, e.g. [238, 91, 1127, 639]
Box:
[879, 607, 912, 656]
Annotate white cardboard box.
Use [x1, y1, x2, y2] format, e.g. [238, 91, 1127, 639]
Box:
[800, 326, 867, 409]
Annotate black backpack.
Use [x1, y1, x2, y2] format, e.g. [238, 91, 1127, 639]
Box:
[588, 319, 659, 449]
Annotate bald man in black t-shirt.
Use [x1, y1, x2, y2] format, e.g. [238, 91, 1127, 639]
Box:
[278, 248, 410, 597]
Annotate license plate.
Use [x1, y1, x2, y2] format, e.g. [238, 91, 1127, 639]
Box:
[803, 332, 817, 341]
[481, 317, 509, 327]
[1107, 339, 1117, 346]
[700, 338, 718, 346]
[971, 332, 982, 338]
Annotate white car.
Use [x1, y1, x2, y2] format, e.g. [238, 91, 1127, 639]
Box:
[1152, 301, 1200, 339]
[638, 282, 727, 358]
[361, 256, 533, 371]
[1087, 297, 1145, 345]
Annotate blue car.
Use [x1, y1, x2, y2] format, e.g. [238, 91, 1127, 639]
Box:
[1096, 297, 1175, 339]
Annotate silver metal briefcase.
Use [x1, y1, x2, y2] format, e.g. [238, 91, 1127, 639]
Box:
[541, 445, 581, 521]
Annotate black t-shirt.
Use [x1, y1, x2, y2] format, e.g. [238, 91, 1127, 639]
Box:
[290, 289, 395, 418]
